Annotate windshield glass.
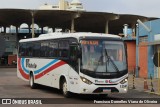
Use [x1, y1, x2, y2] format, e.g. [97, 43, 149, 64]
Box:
[81, 40, 127, 73]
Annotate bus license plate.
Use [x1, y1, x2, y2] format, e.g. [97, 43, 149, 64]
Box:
[103, 89, 111, 93]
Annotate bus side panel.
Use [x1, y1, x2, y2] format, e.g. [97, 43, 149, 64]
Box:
[34, 60, 71, 88]
[50, 64, 70, 89]
[33, 58, 55, 86]
[17, 57, 78, 91]
[67, 67, 80, 93]
[31, 58, 69, 87]
[17, 57, 29, 81]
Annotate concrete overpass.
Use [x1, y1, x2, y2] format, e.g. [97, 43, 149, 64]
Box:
[0, 9, 156, 38]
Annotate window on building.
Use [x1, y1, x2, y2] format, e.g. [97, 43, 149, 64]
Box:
[139, 36, 148, 43]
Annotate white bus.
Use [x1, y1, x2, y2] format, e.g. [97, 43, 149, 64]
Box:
[17, 32, 128, 97]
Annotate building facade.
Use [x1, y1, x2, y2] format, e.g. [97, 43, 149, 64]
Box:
[136, 19, 160, 78]
[123, 38, 136, 73]
[39, 0, 85, 11]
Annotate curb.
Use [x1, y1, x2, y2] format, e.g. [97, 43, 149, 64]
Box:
[0, 66, 17, 68]
[145, 91, 160, 95]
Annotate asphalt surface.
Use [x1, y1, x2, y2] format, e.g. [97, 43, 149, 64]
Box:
[0, 68, 160, 107]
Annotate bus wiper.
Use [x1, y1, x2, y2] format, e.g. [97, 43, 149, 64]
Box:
[94, 51, 104, 72]
[105, 49, 120, 73]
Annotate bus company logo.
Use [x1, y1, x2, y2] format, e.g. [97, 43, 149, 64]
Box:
[105, 80, 112, 83]
[95, 80, 104, 83]
[26, 59, 37, 68]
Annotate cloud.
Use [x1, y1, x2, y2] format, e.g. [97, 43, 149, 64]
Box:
[79, 0, 160, 17]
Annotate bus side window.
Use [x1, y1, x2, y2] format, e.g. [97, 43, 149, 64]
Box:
[59, 41, 69, 58]
[19, 43, 26, 57]
[41, 42, 49, 57]
[25, 43, 33, 57]
[49, 41, 58, 57]
[33, 42, 40, 57]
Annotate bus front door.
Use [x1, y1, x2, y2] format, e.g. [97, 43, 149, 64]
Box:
[69, 45, 80, 93]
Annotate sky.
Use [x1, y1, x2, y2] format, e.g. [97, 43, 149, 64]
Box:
[0, 0, 160, 18]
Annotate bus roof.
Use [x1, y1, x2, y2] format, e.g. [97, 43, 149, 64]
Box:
[19, 32, 121, 43]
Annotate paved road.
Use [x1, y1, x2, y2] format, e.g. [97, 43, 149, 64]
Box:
[0, 68, 160, 107]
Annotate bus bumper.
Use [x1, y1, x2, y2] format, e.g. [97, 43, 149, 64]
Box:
[79, 82, 128, 94]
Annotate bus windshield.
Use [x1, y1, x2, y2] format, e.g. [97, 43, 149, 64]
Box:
[81, 40, 127, 73]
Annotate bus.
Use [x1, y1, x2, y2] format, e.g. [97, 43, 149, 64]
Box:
[17, 32, 128, 97]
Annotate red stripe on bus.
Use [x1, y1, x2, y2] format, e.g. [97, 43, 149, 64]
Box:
[35, 61, 66, 79]
[18, 58, 29, 80]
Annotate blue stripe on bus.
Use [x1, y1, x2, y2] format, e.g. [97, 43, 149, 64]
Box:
[34, 59, 58, 74]
[21, 58, 29, 74]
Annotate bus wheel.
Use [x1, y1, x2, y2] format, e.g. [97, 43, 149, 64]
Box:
[61, 79, 71, 98]
[29, 73, 36, 89]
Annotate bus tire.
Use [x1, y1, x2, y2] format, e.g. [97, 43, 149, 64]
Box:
[29, 73, 36, 89]
[61, 79, 71, 98]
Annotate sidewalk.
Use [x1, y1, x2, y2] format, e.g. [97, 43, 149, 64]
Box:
[128, 74, 160, 95]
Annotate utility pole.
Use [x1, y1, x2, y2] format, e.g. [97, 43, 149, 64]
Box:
[31, 11, 35, 38]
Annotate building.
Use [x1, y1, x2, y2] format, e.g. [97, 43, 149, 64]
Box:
[123, 37, 136, 73]
[39, 3, 60, 10]
[0, 6, 156, 66]
[39, 0, 85, 11]
[67, 0, 85, 11]
[122, 25, 136, 73]
[136, 19, 160, 78]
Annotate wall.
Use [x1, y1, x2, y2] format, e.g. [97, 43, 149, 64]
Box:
[0, 33, 17, 54]
[8, 55, 17, 65]
[136, 19, 160, 78]
[125, 41, 136, 72]
[139, 46, 148, 78]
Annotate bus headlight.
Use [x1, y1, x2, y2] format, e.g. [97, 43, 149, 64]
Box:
[120, 78, 128, 84]
[80, 77, 92, 85]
